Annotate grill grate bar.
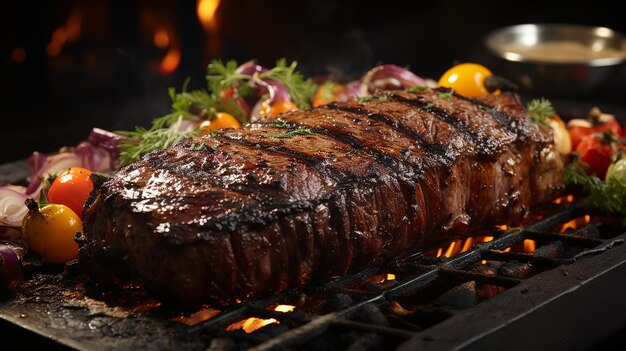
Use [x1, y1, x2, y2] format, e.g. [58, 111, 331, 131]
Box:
[437, 266, 521, 287]
[331, 318, 416, 338]
[525, 229, 604, 247]
[480, 249, 573, 265]
[215, 206, 588, 350]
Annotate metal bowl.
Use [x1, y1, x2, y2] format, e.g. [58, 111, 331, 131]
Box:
[484, 23, 626, 96]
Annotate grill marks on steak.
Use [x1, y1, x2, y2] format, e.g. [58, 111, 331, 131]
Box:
[80, 89, 564, 307]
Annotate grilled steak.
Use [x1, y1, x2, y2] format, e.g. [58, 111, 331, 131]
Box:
[78, 88, 564, 308]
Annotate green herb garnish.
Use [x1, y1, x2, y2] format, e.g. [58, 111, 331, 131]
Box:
[273, 119, 291, 128]
[526, 98, 554, 127]
[438, 90, 453, 99]
[263, 128, 314, 138]
[117, 117, 200, 166]
[358, 94, 390, 103]
[423, 102, 436, 110]
[409, 86, 429, 93]
[207, 58, 317, 109]
[564, 157, 626, 221]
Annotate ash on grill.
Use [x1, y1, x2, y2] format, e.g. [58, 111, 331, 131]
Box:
[0, 197, 624, 351]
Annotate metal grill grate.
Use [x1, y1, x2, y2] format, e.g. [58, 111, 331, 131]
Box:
[1, 201, 625, 351]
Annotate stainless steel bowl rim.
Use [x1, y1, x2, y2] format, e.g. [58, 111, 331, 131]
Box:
[485, 23, 626, 66]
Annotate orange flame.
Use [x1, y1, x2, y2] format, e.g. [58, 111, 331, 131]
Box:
[523, 239, 536, 252]
[154, 26, 180, 75]
[560, 215, 591, 233]
[387, 273, 396, 281]
[46, 6, 83, 57]
[153, 27, 170, 49]
[226, 304, 295, 333]
[197, 0, 221, 31]
[160, 47, 181, 75]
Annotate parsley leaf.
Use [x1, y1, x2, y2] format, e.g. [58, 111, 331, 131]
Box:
[207, 58, 317, 109]
[526, 98, 554, 127]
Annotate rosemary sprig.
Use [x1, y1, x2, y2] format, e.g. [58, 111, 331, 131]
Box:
[262, 128, 314, 138]
[117, 117, 200, 167]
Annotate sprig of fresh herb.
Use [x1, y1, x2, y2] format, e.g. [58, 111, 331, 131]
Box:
[117, 117, 200, 166]
[262, 59, 317, 108]
[526, 98, 554, 127]
[262, 128, 314, 138]
[438, 90, 453, 99]
[206, 58, 317, 109]
[564, 157, 626, 220]
[358, 94, 390, 103]
[409, 86, 429, 93]
[272, 119, 291, 128]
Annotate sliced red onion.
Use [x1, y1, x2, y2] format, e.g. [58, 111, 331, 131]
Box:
[344, 81, 363, 99]
[25, 152, 82, 195]
[0, 241, 24, 292]
[256, 79, 291, 104]
[27, 151, 48, 182]
[176, 119, 200, 132]
[0, 186, 29, 228]
[359, 64, 427, 94]
[87, 128, 127, 162]
[74, 142, 113, 173]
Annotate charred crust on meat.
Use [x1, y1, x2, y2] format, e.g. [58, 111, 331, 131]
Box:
[81, 89, 565, 308]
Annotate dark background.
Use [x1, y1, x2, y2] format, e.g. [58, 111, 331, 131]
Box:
[1, 0, 625, 165]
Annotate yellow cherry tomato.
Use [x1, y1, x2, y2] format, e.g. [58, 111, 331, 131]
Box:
[437, 63, 493, 97]
[256, 100, 298, 119]
[199, 112, 241, 135]
[22, 202, 81, 264]
[268, 100, 298, 118]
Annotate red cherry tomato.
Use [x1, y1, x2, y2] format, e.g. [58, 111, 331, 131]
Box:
[567, 111, 623, 150]
[47, 167, 94, 219]
[575, 132, 617, 179]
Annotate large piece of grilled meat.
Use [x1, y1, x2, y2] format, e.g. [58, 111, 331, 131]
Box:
[78, 89, 564, 308]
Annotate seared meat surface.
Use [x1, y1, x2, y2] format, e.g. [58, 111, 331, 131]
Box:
[79, 89, 564, 308]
